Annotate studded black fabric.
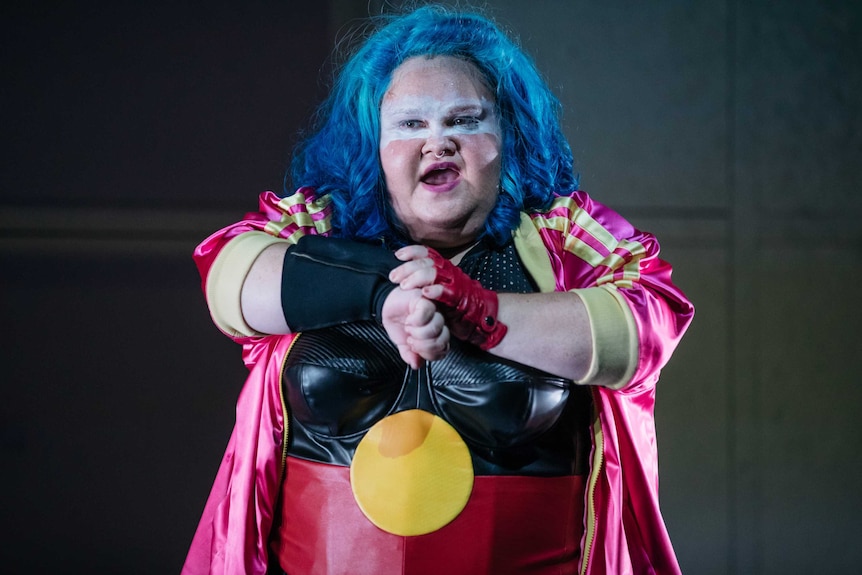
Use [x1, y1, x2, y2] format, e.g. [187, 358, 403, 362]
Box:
[458, 238, 538, 294]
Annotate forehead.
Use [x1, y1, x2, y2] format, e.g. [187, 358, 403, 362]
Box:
[382, 55, 494, 109]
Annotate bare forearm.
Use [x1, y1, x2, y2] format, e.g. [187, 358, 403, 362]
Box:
[491, 292, 593, 381]
[240, 243, 291, 334]
[241, 236, 407, 337]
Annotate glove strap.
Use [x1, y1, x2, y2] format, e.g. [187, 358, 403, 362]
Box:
[426, 249, 508, 351]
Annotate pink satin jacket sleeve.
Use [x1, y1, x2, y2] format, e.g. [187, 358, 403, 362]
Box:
[183, 189, 330, 574]
[531, 192, 694, 575]
[192, 188, 332, 332]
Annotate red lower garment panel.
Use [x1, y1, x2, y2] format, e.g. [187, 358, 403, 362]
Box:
[272, 457, 585, 575]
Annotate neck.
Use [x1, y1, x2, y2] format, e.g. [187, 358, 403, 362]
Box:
[433, 240, 479, 264]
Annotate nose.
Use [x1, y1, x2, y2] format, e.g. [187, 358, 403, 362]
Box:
[421, 132, 456, 159]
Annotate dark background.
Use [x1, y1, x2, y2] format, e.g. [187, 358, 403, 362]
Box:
[1, 1, 333, 572]
[2, 1, 861, 573]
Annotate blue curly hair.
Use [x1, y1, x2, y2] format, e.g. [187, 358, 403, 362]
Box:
[288, 4, 578, 246]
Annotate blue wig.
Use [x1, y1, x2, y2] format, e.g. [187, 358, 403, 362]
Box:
[289, 4, 578, 246]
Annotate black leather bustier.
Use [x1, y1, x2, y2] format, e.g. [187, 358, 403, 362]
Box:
[281, 240, 593, 476]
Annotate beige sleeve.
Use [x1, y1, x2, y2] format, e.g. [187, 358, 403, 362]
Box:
[570, 285, 639, 390]
[205, 231, 290, 338]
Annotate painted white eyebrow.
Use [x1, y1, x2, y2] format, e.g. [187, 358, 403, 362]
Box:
[381, 99, 494, 117]
[378, 97, 500, 146]
[447, 104, 488, 116]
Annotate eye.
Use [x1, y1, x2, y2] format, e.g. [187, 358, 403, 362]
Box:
[452, 117, 480, 129]
[399, 119, 424, 129]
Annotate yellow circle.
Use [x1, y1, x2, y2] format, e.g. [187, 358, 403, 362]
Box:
[350, 409, 474, 536]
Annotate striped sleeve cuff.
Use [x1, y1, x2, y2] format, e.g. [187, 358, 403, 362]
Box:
[205, 231, 289, 338]
[571, 286, 638, 389]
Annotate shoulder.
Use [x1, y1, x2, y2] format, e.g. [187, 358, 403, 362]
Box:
[522, 191, 598, 237]
[525, 190, 639, 244]
[256, 187, 334, 241]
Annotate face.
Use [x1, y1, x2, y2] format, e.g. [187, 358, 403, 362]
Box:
[379, 56, 502, 249]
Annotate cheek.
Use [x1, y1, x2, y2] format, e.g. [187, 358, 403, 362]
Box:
[463, 133, 502, 169]
[380, 139, 421, 185]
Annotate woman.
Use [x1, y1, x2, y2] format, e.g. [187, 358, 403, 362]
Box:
[184, 5, 693, 575]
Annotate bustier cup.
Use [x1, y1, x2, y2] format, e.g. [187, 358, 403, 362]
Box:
[283, 321, 592, 476]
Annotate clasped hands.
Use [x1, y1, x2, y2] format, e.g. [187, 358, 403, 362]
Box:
[382, 245, 507, 369]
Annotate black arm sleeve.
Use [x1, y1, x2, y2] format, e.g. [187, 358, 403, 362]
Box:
[280, 235, 400, 331]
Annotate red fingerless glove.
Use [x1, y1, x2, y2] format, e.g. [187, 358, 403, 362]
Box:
[425, 248, 508, 351]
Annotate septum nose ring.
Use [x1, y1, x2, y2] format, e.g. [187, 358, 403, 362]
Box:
[435, 150, 447, 159]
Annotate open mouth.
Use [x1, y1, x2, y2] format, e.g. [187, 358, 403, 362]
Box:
[421, 163, 460, 189]
[421, 167, 459, 185]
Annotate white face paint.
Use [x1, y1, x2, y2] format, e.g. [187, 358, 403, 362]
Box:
[379, 97, 500, 149]
[379, 56, 502, 249]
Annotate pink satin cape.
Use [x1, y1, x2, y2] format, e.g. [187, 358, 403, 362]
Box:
[182, 189, 694, 575]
